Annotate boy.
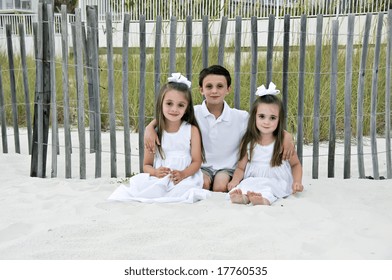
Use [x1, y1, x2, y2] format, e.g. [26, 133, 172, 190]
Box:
[144, 65, 294, 192]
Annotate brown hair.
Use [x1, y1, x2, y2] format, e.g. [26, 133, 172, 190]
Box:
[198, 65, 231, 87]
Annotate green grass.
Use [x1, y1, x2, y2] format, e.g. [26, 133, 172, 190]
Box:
[0, 41, 389, 144]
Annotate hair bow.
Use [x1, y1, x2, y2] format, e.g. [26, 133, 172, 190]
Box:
[167, 73, 191, 88]
[255, 82, 280, 96]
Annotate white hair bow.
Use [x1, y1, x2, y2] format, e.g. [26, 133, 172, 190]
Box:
[255, 82, 280, 96]
[167, 73, 191, 88]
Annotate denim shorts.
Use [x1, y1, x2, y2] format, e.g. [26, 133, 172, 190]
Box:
[200, 166, 235, 184]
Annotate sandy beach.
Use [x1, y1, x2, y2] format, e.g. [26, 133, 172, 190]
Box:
[0, 128, 391, 260]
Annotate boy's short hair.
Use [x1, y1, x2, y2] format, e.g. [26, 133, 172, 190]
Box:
[198, 65, 231, 87]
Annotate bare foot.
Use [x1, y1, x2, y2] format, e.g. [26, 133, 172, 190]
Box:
[247, 191, 270, 206]
[230, 189, 249, 204]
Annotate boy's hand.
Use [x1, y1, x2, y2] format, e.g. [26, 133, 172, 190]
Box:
[154, 167, 171, 178]
[170, 170, 185, 185]
[144, 125, 160, 153]
[292, 182, 304, 194]
[282, 133, 295, 160]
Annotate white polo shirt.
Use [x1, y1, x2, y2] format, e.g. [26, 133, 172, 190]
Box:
[194, 100, 249, 170]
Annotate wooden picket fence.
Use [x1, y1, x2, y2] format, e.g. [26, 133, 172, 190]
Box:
[0, 4, 391, 180]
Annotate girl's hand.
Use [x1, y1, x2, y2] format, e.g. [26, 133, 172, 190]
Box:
[170, 170, 185, 185]
[227, 181, 238, 192]
[292, 182, 304, 194]
[154, 167, 171, 178]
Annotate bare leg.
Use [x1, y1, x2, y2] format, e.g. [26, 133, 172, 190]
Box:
[230, 189, 249, 204]
[202, 172, 211, 190]
[247, 191, 270, 206]
[212, 171, 231, 192]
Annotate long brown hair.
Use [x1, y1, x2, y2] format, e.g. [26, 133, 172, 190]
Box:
[155, 82, 206, 162]
[239, 95, 285, 167]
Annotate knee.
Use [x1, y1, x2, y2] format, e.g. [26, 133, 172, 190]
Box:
[212, 182, 228, 193]
[202, 177, 211, 190]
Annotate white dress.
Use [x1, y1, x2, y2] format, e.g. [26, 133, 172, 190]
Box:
[231, 142, 293, 204]
[108, 122, 210, 203]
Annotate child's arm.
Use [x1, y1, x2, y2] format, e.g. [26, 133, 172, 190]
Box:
[282, 130, 295, 160]
[144, 119, 159, 153]
[227, 155, 248, 191]
[143, 146, 170, 178]
[288, 150, 304, 194]
[170, 125, 203, 184]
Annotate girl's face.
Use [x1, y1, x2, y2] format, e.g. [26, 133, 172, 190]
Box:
[162, 89, 189, 123]
[255, 102, 280, 135]
[199, 74, 230, 106]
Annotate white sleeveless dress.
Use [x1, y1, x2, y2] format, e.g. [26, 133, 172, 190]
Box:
[108, 122, 209, 203]
[230, 142, 293, 204]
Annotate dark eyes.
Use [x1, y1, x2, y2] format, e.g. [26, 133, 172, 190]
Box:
[258, 114, 277, 120]
[205, 84, 224, 89]
[165, 102, 185, 107]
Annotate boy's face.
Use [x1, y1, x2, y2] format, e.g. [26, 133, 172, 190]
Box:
[199, 74, 230, 106]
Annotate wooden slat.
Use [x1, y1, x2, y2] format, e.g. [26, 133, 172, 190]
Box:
[266, 14, 275, 85]
[386, 10, 392, 179]
[169, 16, 177, 73]
[6, 24, 20, 154]
[83, 16, 95, 153]
[369, 12, 384, 180]
[154, 16, 162, 102]
[234, 16, 242, 109]
[249, 16, 257, 108]
[87, 6, 102, 178]
[106, 12, 117, 178]
[218, 16, 227, 66]
[202, 15, 209, 69]
[122, 13, 132, 177]
[356, 13, 372, 179]
[73, 9, 86, 179]
[312, 14, 323, 179]
[0, 67, 8, 153]
[186, 15, 192, 82]
[343, 14, 355, 179]
[282, 14, 290, 130]
[18, 23, 33, 155]
[296, 14, 307, 165]
[30, 4, 44, 178]
[328, 19, 339, 178]
[61, 5, 72, 179]
[138, 15, 147, 172]
[47, 4, 58, 178]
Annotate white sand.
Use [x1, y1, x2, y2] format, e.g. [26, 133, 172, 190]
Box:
[0, 128, 391, 260]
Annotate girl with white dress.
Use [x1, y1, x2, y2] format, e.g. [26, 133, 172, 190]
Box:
[108, 73, 210, 203]
[227, 83, 304, 205]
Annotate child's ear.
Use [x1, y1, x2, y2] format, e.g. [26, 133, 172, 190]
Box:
[225, 86, 231, 95]
[199, 87, 205, 96]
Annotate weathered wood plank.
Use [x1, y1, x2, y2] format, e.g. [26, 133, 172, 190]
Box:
[356, 13, 372, 179]
[61, 5, 72, 179]
[106, 12, 117, 178]
[234, 16, 242, 109]
[343, 14, 355, 179]
[328, 19, 339, 178]
[312, 14, 323, 179]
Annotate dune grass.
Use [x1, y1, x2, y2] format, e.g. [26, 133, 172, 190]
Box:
[0, 40, 389, 144]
